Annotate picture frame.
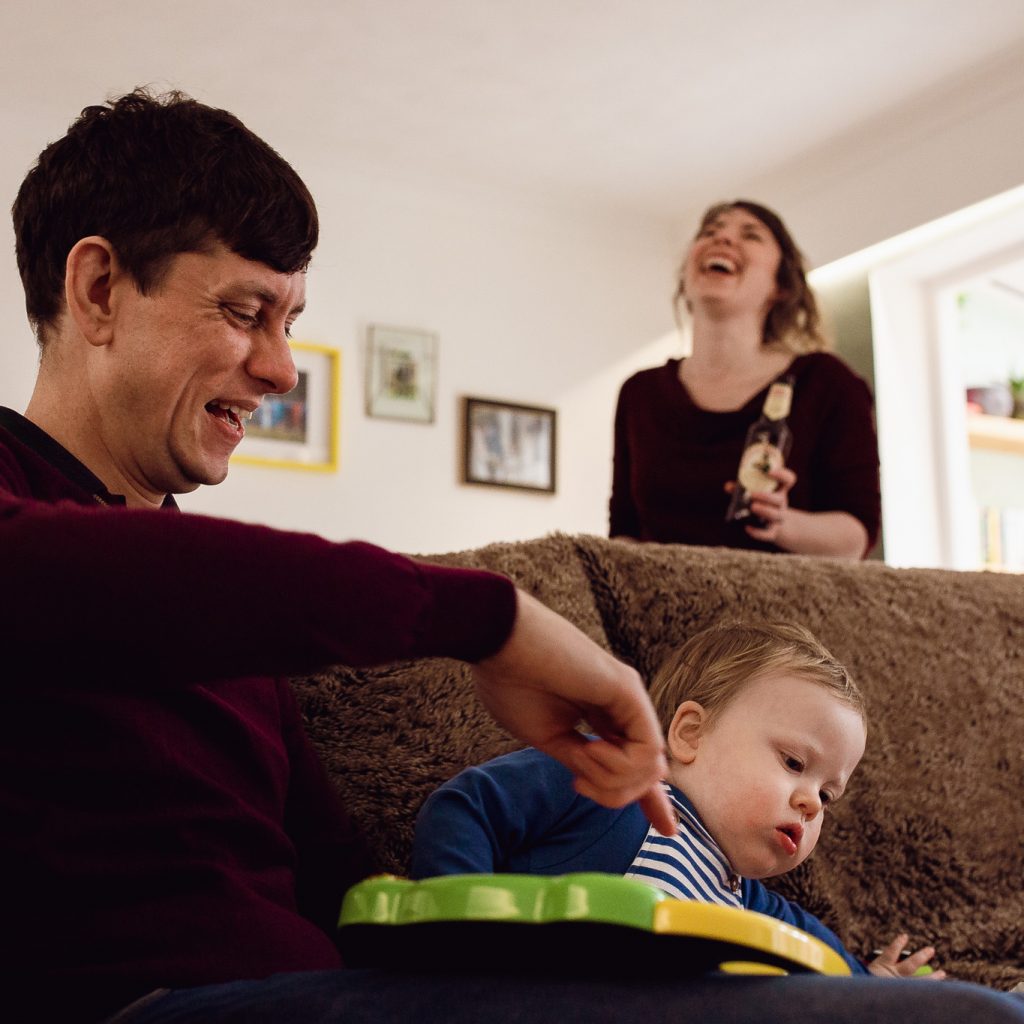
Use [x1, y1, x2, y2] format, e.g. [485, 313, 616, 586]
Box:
[232, 341, 340, 472]
[365, 324, 438, 423]
[463, 397, 557, 493]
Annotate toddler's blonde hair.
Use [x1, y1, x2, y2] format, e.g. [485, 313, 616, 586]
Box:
[648, 621, 865, 732]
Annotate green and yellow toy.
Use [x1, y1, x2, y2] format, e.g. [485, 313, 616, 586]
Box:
[338, 873, 852, 977]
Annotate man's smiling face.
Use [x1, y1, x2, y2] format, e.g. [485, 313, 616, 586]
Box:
[96, 243, 305, 502]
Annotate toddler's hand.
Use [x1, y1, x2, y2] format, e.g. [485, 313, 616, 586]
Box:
[868, 933, 946, 980]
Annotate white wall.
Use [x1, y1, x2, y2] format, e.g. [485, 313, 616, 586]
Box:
[0, 154, 681, 554]
[728, 44, 1024, 270]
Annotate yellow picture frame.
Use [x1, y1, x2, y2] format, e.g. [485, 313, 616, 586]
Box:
[232, 341, 340, 473]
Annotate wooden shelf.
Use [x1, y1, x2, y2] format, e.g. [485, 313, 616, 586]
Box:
[967, 413, 1024, 454]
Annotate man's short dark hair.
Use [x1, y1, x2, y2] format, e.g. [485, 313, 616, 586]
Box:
[12, 88, 319, 345]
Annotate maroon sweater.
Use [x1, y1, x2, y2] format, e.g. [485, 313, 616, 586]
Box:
[0, 408, 517, 1022]
[609, 354, 881, 553]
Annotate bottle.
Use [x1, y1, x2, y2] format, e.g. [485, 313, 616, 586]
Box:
[725, 374, 794, 524]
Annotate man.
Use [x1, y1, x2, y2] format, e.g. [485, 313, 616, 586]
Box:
[3, 90, 1020, 1024]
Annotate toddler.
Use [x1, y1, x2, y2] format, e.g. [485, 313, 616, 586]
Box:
[412, 620, 943, 979]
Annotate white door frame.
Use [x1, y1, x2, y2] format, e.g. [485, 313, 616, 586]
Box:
[869, 199, 1024, 568]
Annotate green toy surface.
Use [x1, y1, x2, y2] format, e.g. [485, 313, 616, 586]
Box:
[338, 873, 852, 977]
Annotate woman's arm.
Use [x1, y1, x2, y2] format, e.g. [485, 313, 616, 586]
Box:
[774, 507, 869, 558]
[609, 384, 641, 539]
[744, 474, 869, 558]
[742, 361, 880, 559]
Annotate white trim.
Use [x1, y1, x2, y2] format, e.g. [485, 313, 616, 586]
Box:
[866, 200, 1024, 568]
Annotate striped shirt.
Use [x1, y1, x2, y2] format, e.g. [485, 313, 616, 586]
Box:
[625, 783, 742, 908]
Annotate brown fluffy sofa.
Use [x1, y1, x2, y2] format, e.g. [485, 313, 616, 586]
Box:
[293, 534, 1024, 990]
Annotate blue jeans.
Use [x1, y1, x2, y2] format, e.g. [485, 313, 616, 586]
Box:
[108, 969, 1024, 1024]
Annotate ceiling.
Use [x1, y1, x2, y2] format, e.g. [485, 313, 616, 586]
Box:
[4, 0, 1024, 236]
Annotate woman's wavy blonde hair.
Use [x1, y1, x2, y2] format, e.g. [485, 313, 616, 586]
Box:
[673, 199, 829, 355]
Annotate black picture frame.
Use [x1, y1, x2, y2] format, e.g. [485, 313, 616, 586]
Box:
[463, 397, 557, 493]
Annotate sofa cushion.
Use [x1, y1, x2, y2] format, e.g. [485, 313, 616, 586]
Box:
[293, 534, 608, 876]
[573, 535, 1024, 988]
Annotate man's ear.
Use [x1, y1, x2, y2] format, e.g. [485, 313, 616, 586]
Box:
[64, 236, 124, 347]
[666, 700, 707, 765]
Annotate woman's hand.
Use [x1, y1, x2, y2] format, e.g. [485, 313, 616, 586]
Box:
[728, 467, 869, 558]
[868, 933, 946, 980]
[743, 466, 797, 545]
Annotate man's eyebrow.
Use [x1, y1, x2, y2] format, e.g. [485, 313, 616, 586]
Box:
[232, 281, 305, 316]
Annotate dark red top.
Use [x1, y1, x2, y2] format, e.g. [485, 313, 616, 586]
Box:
[609, 354, 882, 554]
[0, 408, 518, 1022]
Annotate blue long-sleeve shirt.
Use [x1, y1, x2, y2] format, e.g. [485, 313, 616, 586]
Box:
[412, 745, 867, 975]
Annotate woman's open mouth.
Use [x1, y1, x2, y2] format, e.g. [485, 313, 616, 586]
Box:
[702, 256, 738, 275]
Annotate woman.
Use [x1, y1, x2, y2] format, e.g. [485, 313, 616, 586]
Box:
[610, 200, 881, 558]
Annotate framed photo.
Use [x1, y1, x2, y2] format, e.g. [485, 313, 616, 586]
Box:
[366, 324, 438, 423]
[463, 397, 557, 493]
[232, 341, 340, 472]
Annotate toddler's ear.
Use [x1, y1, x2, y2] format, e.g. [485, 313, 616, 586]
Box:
[666, 701, 706, 765]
